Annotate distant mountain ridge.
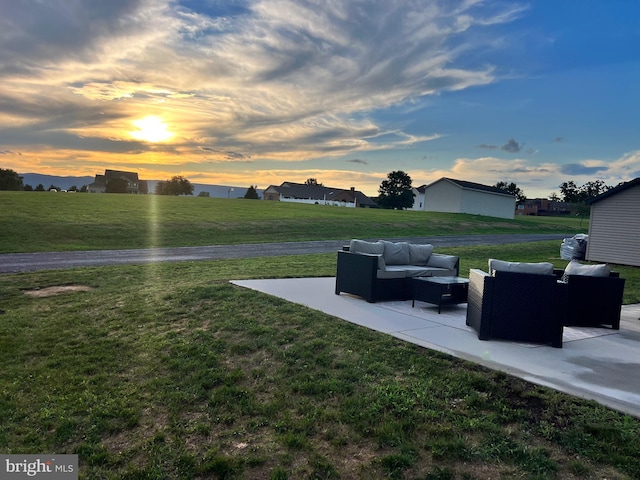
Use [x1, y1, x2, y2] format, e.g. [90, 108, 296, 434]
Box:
[19, 173, 262, 198]
[21, 173, 94, 190]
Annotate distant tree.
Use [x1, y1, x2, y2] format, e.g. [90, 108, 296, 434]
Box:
[24, 184, 33, 191]
[548, 192, 561, 202]
[494, 181, 526, 203]
[198, 191, 210, 197]
[155, 175, 194, 195]
[35, 183, 45, 191]
[378, 170, 414, 210]
[106, 177, 128, 193]
[79, 185, 88, 193]
[305, 178, 322, 186]
[244, 185, 260, 199]
[0, 168, 24, 190]
[69, 185, 78, 192]
[559, 180, 611, 203]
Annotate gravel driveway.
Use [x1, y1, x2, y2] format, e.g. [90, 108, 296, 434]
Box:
[0, 234, 566, 273]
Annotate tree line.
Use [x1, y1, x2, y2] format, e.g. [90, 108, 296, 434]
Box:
[0, 166, 617, 206]
[375, 170, 616, 210]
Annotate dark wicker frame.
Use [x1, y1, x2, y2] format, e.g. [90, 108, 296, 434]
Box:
[465, 268, 564, 348]
[334, 249, 460, 303]
[556, 272, 625, 329]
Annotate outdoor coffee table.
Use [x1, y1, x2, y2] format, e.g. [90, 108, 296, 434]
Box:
[411, 276, 469, 313]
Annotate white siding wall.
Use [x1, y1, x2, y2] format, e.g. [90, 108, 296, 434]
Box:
[586, 186, 640, 266]
[410, 189, 425, 211]
[423, 181, 462, 212]
[423, 180, 515, 219]
[460, 190, 515, 219]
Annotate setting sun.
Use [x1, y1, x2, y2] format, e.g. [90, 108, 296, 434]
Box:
[130, 116, 173, 142]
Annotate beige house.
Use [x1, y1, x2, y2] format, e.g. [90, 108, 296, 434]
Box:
[586, 177, 640, 266]
[420, 178, 515, 219]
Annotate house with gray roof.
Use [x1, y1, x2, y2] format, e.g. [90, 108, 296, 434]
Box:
[88, 169, 148, 194]
[419, 177, 516, 219]
[263, 182, 377, 208]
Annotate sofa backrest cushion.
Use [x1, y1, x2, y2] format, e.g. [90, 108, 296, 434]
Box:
[564, 259, 611, 278]
[408, 244, 433, 265]
[350, 239, 384, 255]
[380, 240, 411, 265]
[427, 253, 458, 271]
[488, 259, 554, 275]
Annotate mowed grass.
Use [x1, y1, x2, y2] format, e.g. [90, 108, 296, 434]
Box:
[1, 242, 640, 479]
[1, 191, 639, 478]
[0, 191, 582, 253]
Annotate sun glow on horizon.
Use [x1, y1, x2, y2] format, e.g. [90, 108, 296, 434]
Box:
[130, 116, 173, 143]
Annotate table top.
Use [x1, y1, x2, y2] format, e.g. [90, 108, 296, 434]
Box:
[412, 276, 469, 285]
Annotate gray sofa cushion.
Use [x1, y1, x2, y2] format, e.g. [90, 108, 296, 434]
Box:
[427, 253, 458, 271]
[380, 240, 411, 265]
[349, 240, 386, 269]
[408, 243, 433, 265]
[377, 265, 453, 279]
[350, 239, 384, 255]
[488, 258, 554, 275]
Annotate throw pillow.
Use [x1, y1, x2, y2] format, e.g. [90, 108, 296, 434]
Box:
[380, 240, 411, 265]
[408, 243, 433, 265]
[563, 259, 610, 280]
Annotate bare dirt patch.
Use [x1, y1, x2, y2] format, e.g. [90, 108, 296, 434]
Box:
[24, 285, 93, 297]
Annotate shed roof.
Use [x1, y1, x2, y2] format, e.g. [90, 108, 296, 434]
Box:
[587, 177, 640, 204]
[428, 177, 514, 197]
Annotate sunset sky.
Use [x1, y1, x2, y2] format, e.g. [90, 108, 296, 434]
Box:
[1, 0, 639, 197]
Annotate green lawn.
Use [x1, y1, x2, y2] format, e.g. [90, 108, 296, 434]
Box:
[1, 242, 639, 479]
[1, 191, 639, 479]
[0, 191, 584, 253]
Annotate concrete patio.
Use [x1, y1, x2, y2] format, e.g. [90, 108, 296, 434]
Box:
[232, 277, 640, 418]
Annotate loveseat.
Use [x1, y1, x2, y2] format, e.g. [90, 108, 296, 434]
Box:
[335, 239, 460, 303]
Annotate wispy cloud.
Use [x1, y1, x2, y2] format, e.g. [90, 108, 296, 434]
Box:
[0, 0, 524, 173]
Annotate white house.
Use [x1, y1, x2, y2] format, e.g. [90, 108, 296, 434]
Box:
[586, 177, 640, 266]
[263, 182, 377, 208]
[410, 185, 426, 211]
[420, 178, 515, 219]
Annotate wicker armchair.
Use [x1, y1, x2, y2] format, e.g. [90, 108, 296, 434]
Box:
[556, 272, 625, 329]
[466, 269, 563, 348]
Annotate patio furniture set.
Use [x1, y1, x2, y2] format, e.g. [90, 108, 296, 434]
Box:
[335, 239, 625, 348]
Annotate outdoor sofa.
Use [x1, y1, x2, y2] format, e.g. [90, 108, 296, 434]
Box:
[466, 259, 625, 348]
[335, 239, 460, 303]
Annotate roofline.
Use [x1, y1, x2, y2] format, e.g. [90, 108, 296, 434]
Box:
[428, 177, 515, 198]
[587, 177, 640, 204]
